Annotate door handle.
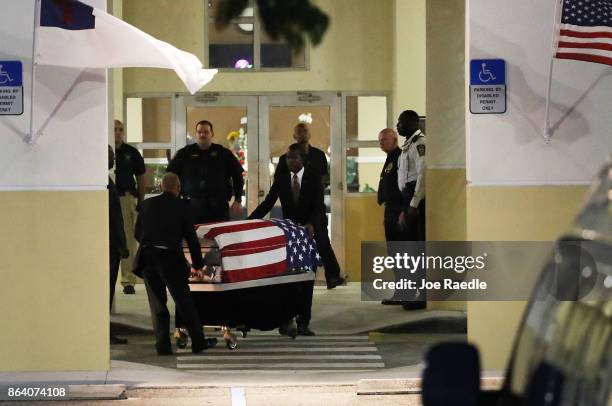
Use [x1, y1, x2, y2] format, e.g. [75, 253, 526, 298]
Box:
[258, 190, 265, 197]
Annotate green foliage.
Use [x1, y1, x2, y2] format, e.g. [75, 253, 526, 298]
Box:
[216, 0, 330, 51]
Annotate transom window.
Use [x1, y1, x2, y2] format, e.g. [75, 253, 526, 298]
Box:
[205, 0, 307, 71]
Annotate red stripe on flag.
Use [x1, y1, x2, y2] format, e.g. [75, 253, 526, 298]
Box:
[555, 52, 612, 67]
[223, 236, 287, 257]
[221, 260, 288, 283]
[557, 41, 612, 51]
[202, 220, 273, 239]
[559, 29, 612, 39]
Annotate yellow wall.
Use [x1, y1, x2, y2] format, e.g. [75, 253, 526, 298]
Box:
[393, 0, 426, 118]
[466, 185, 590, 370]
[344, 196, 386, 281]
[426, 169, 467, 311]
[425, 0, 466, 311]
[123, 0, 394, 94]
[0, 191, 109, 371]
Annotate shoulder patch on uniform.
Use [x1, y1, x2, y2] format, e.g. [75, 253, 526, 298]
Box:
[417, 144, 426, 157]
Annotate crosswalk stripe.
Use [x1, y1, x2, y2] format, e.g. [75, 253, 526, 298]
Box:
[186, 347, 378, 353]
[225, 335, 369, 341]
[183, 369, 374, 374]
[177, 362, 386, 369]
[238, 341, 375, 347]
[177, 354, 383, 361]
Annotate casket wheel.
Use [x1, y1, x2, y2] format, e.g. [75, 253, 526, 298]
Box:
[174, 329, 188, 349]
[226, 339, 238, 350]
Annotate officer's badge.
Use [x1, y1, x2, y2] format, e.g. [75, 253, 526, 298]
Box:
[210, 151, 217, 157]
[417, 144, 426, 157]
[384, 162, 394, 174]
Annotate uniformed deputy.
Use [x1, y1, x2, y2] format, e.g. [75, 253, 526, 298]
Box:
[114, 119, 145, 295]
[396, 110, 426, 310]
[167, 120, 244, 223]
[377, 128, 413, 306]
[377, 128, 404, 241]
[397, 110, 426, 241]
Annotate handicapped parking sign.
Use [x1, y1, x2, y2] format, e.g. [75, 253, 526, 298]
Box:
[470, 59, 506, 114]
[0, 61, 23, 115]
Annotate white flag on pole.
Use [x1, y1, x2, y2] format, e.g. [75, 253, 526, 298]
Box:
[35, 0, 217, 94]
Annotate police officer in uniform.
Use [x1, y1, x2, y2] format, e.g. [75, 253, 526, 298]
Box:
[396, 110, 426, 310]
[376, 129, 411, 305]
[107, 145, 130, 344]
[167, 120, 244, 223]
[114, 119, 146, 295]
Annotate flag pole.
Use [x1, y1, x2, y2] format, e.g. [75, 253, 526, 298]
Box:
[27, 0, 42, 145]
[543, 0, 563, 142]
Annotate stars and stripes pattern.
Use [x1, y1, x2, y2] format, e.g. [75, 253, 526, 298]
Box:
[556, 0, 612, 66]
[196, 219, 320, 283]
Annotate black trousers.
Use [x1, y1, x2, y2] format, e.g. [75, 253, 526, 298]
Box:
[313, 217, 342, 283]
[109, 250, 120, 310]
[296, 279, 315, 328]
[142, 248, 205, 353]
[403, 199, 426, 242]
[383, 200, 426, 301]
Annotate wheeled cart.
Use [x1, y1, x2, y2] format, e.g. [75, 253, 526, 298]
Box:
[177, 271, 315, 349]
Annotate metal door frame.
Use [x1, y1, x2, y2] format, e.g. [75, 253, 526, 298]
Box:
[259, 93, 344, 271]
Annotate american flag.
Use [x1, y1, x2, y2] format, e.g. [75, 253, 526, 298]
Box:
[196, 219, 321, 283]
[556, 0, 612, 66]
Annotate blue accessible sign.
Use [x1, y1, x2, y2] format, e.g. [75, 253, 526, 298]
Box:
[0, 61, 23, 115]
[469, 59, 506, 114]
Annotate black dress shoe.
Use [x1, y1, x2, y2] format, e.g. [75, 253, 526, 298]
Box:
[192, 338, 218, 354]
[326, 276, 346, 290]
[297, 326, 316, 336]
[110, 335, 128, 345]
[123, 285, 135, 295]
[401, 301, 427, 311]
[278, 322, 297, 339]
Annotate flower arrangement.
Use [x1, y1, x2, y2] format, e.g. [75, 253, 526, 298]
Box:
[227, 124, 247, 169]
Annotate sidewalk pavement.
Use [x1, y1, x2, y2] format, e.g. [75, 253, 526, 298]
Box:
[0, 282, 467, 395]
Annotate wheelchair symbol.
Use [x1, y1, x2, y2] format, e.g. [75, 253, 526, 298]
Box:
[0, 65, 14, 85]
[478, 63, 496, 83]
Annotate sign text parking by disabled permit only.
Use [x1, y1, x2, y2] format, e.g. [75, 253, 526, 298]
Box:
[470, 59, 506, 114]
[0, 61, 23, 115]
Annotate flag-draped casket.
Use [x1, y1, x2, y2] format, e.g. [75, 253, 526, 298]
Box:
[194, 219, 321, 283]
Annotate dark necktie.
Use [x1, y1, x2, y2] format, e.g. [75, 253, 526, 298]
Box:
[292, 173, 300, 204]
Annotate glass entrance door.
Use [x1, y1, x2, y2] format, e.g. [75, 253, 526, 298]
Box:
[176, 95, 259, 215]
[259, 94, 344, 270]
[174, 93, 344, 270]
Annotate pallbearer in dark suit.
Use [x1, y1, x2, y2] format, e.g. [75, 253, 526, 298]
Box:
[134, 173, 217, 355]
[248, 145, 344, 335]
[249, 145, 343, 288]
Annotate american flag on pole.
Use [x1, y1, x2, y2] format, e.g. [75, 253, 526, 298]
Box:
[556, 0, 612, 66]
[196, 219, 321, 283]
